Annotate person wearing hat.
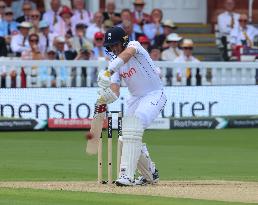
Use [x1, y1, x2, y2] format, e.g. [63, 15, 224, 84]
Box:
[11, 21, 32, 56]
[53, 5, 73, 38]
[137, 35, 150, 51]
[174, 38, 200, 85]
[71, 0, 93, 35]
[153, 19, 177, 49]
[38, 20, 57, 54]
[103, 0, 121, 25]
[43, 0, 62, 33]
[92, 31, 108, 60]
[161, 33, 182, 61]
[69, 23, 92, 53]
[143, 8, 163, 44]
[131, 0, 150, 27]
[86, 11, 105, 42]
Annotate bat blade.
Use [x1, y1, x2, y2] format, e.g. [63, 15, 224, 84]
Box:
[86, 103, 107, 155]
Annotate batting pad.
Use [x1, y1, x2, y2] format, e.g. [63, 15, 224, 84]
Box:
[119, 116, 144, 180]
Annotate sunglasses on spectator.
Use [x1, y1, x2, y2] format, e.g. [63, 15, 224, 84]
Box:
[29, 39, 39, 43]
[182, 47, 193, 50]
[5, 12, 13, 15]
[239, 19, 247, 22]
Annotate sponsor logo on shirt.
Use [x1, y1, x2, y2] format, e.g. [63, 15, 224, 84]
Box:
[120, 67, 136, 79]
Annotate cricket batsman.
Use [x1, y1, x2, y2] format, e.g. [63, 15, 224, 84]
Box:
[97, 26, 167, 186]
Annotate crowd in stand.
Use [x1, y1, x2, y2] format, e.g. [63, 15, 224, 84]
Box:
[0, 0, 256, 87]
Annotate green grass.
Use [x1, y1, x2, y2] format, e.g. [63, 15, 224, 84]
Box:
[0, 129, 258, 181]
[0, 188, 252, 205]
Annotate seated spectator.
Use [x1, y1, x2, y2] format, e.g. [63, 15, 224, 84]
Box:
[92, 32, 108, 60]
[71, 0, 93, 35]
[149, 46, 161, 61]
[122, 20, 143, 41]
[131, 0, 150, 27]
[0, 0, 6, 21]
[43, 0, 62, 33]
[217, 0, 240, 60]
[69, 23, 92, 53]
[11, 0, 36, 20]
[161, 33, 182, 61]
[0, 7, 18, 53]
[230, 13, 258, 49]
[54, 6, 73, 38]
[29, 9, 41, 34]
[103, 0, 121, 25]
[118, 8, 142, 33]
[38, 20, 57, 54]
[138, 35, 150, 51]
[16, 1, 32, 23]
[21, 33, 45, 87]
[54, 36, 77, 86]
[45, 46, 57, 87]
[86, 11, 105, 42]
[143, 9, 163, 44]
[174, 39, 200, 85]
[154, 19, 177, 49]
[11, 21, 32, 56]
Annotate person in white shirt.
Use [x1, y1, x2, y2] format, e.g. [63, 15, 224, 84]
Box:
[71, 0, 93, 35]
[11, 21, 32, 56]
[97, 26, 166, 186]
[230, 13, 258, 49]
[43, 0, 62, 33]
[161, 33, 182, 61]
[174, 39, 200, 85]
[86, 11, 105, 42]
[217, 0, 240, 60]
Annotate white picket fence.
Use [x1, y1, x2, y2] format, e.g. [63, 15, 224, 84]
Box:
[0, 59, 257, 87]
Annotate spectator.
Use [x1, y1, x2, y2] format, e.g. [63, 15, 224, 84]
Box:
[11, 21, 32, 56]
[0, 7, 18, 54]
[71, 0, 93, 35]
[16, 1, 32, 23]
[138, 35, 150, 51]
[92, 31, 107, 60]
[119, 8, 141, 33]
[43, 0, 62, 33]
[122, 20, 143, 41]
[143, 8, 163, 44]
[45, 46, 57, 87]
[217, 0, 240, 60]
[149, 46, 161, 61]
[21, 33, 44, 87]
[0, 36, 7, 56]
[29, 9, 41, 34]
[174, 39, 200, 85]
[53, 36, 77, 86]
[38, 20, 57, 54]
[103, 0, 121, 25]
[131, 0, 150, 27]
[11, 0, 36, 19]
[0, 7, 18, 36]
[0, 0, 6, 21]
[230, 13, 258, 49]
[54, 6, 73, 38]
[69, 23, 92, 53]
[154, 19, 177, 49]
[86, 11, 105, 42]
[161, 33, 182, 61]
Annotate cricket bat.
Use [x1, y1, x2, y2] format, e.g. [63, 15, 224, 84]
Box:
[85, 97, 107, 155]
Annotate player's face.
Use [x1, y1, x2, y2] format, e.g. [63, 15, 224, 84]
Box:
[109, 43, 123, 56]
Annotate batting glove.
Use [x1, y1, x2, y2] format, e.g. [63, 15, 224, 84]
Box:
[97, 70, 111, 88]
[98, 88, 118, 104]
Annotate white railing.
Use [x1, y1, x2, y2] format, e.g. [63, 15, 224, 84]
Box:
[0, 59, 257, 87]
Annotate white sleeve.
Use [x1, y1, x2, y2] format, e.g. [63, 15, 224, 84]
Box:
[110, 71, 121, 85]
[127, 41, 142, 54]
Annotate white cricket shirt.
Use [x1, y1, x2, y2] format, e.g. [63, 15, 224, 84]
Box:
[111, 41, 163, 97]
